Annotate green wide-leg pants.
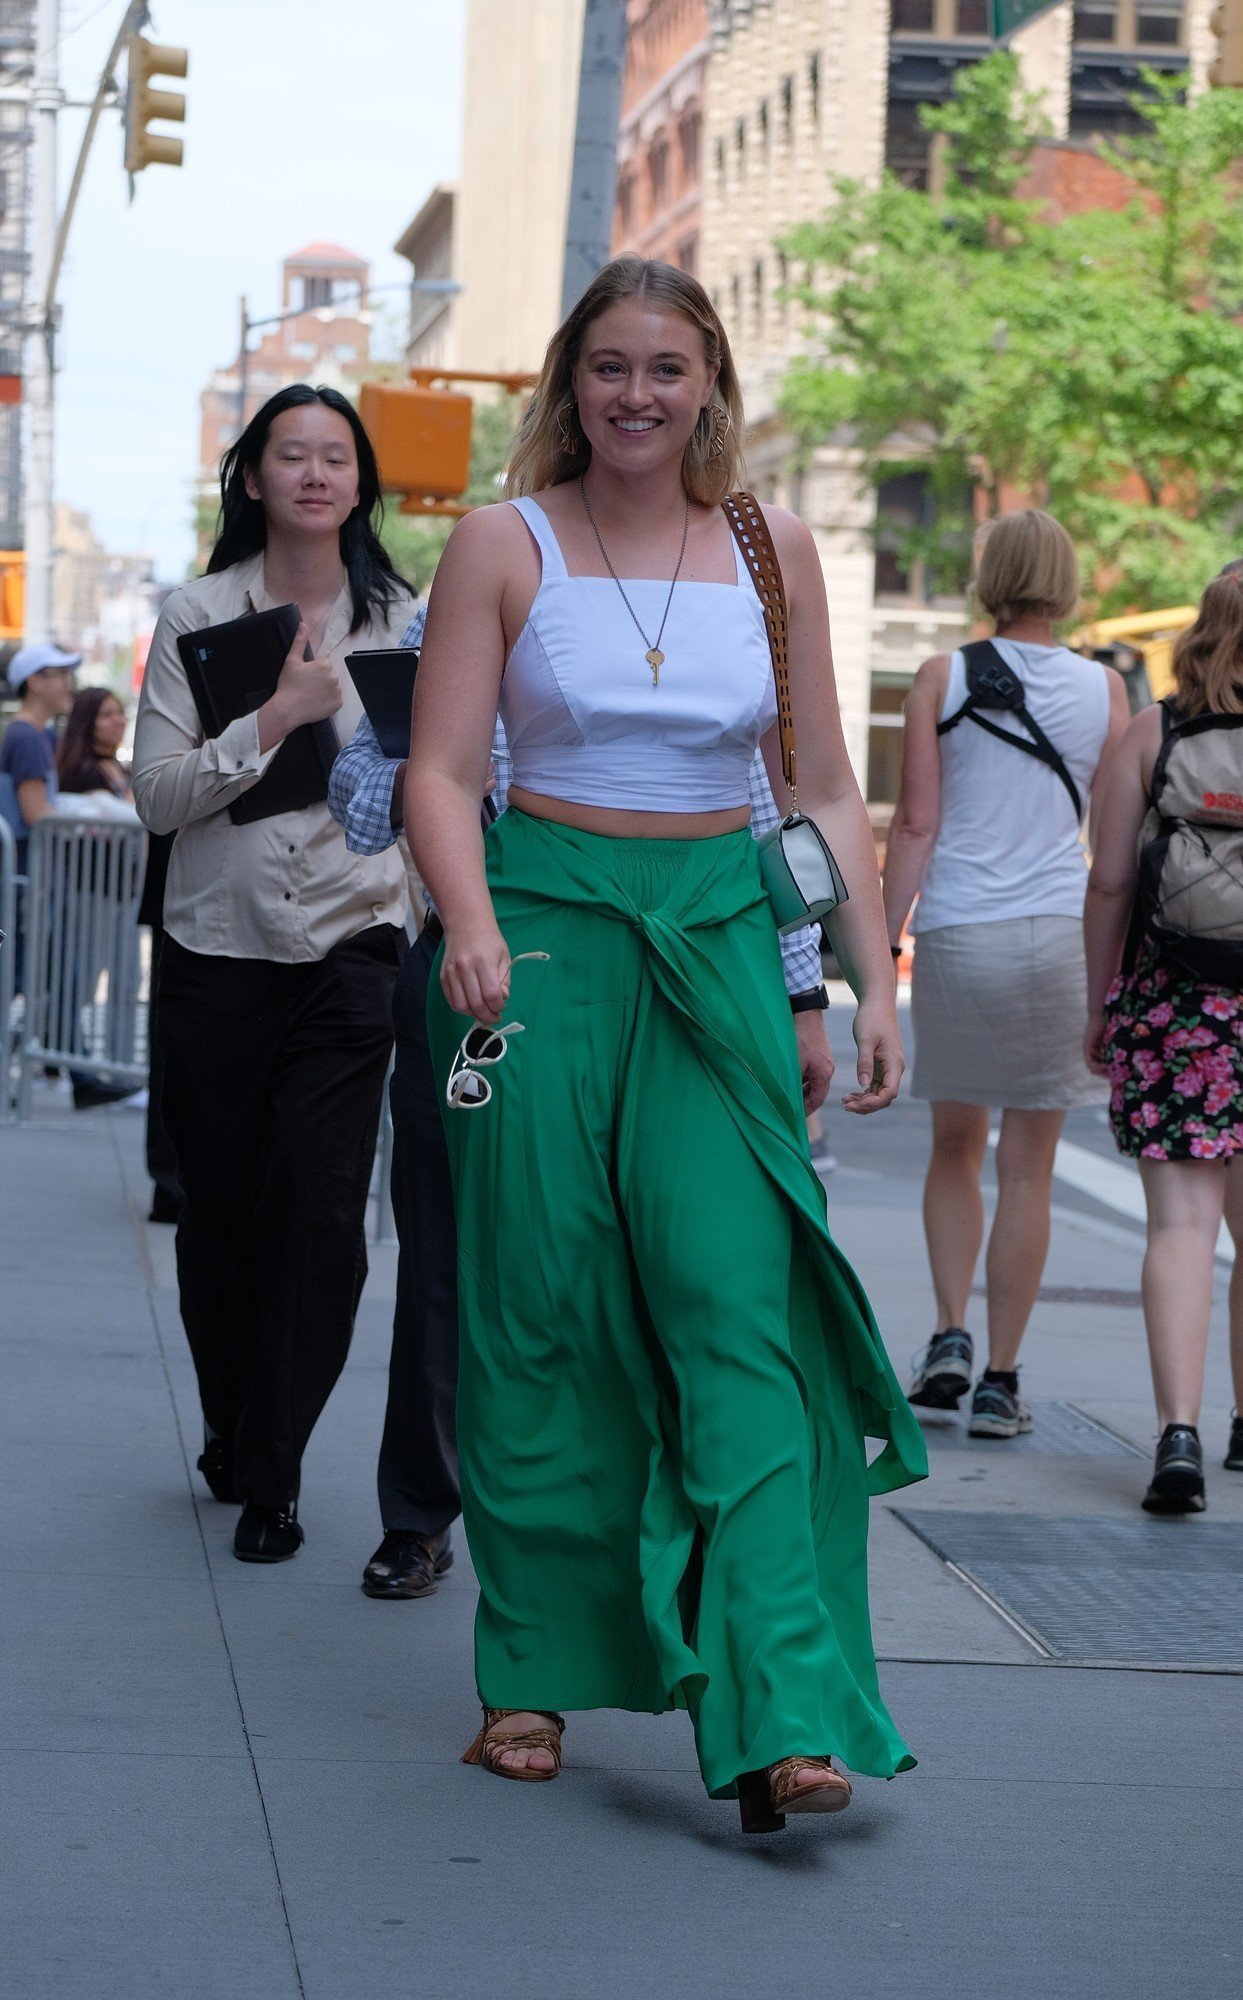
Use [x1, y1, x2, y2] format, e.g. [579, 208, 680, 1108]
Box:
[427, 809, 927, 1799]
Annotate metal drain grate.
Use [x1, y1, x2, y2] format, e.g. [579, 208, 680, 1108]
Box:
[916, 1400, 1144, 1459]
[895, 1510, 1243, 1667]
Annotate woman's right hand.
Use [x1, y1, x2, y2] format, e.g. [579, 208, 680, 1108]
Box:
[440, 922, 512, 1023]
[269, 620, 343, 733]
[1083, 1009, 1111, 1077]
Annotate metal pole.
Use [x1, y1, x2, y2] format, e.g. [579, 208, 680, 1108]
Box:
[560, 0, 627, 320]
[44, 1, 148, 323]
[23, 0, 61, 646]
[236, 294, 249, 435]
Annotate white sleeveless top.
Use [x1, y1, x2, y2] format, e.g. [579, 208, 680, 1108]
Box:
[500, 496, 777, 811]
[913, 639, 1111, 934]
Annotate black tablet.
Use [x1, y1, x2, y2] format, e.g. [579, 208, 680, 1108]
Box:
[344, 648, 419, 760]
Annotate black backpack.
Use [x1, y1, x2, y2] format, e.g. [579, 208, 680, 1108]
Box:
[937, 640, 1083, 821]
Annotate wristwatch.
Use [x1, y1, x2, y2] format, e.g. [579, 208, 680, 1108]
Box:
[789, 986, 829, 1014]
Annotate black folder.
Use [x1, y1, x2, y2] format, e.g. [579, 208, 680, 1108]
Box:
[344, 647, 419, 761]
[176, 604, 338, 826]
[345, 645, 499, 825]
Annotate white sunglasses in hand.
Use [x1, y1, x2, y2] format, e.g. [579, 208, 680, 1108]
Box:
[445, 952, 550, 1110]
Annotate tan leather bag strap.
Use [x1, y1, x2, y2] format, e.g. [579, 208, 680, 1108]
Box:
[721, 489, 796, 801]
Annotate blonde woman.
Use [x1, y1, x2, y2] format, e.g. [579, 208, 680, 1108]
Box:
[1085, 568, 1243, 1512]
[883, 510, 1129, 1438]
[406, 257, 925, 1834]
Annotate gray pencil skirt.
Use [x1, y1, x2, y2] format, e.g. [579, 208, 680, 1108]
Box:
[909, 914, 1103, 1109]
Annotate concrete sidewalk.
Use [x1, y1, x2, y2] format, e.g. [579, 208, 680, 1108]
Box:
[2, 1065, 1240, 2000]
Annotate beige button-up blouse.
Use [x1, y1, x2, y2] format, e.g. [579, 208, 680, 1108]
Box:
[132, 553, 413, 963]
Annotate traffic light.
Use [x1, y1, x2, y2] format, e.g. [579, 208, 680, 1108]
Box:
[0, 552, 23, 643]
[1210, 1, 1243, 86]
[359, 378, 475, 516]
[124, 36, 188, 173]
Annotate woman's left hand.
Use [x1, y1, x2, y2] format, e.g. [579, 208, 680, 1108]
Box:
[794, 1010, 835, 1114]
[844, 1001, 905, 1114]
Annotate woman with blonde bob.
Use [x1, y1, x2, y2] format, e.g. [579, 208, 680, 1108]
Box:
[884, 509, 1129, 1439]
[1085, 565, 1243, 1513]
[405, 256, 925, 1832]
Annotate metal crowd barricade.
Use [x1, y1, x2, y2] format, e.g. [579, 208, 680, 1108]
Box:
[14, 813, 149, 1123]
[0, 814, 16, 1123]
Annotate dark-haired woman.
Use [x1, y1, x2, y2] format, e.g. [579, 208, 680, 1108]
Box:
[57, 688, 134, 803]
[133, 385, 417, 1562]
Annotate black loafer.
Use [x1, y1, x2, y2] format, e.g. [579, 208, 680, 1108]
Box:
[1143, 1425, 1206, 1514]
[362, 1528, 453, 1599]
[197, 1432, 239, 1504]
[234, 1501, 303, 1563]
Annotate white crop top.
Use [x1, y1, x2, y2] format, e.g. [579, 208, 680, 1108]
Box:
[500, 496, 777, 811]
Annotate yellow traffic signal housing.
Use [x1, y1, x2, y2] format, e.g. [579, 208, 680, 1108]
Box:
[1210, 1, 1243, 86]
[125, 36, 188, 172]
[359, 379, 474, 514]
[0, 551, 23, 643]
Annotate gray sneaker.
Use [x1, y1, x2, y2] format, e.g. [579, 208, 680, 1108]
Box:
[968, 1375, 1034, 1439]
[908, 1328, 974, 1411]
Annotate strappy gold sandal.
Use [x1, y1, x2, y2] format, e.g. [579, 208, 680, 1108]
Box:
[737, 1756, 852, 1833]
[461, 1707, 566, 1783]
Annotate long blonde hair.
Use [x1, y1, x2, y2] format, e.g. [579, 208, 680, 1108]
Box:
[1170, 566, 1243, 717]
[504, 257, 745, 505]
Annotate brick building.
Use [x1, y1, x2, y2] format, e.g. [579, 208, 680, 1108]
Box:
[197, 244, 372, 544]
[613, 0, 710, 271]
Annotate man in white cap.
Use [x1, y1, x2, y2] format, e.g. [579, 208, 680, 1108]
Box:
[0, 643, 80, 873]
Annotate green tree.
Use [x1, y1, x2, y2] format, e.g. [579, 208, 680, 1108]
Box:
[780, 54, 1243, 616]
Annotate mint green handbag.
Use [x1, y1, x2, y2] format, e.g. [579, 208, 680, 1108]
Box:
[722, 493, 849, 935]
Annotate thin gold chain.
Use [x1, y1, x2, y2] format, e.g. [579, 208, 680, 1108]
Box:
[577, 478, 690, 685]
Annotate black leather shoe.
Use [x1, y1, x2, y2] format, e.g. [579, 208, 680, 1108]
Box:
[234, 1501, 304, 1563]
[1225, 1411, 1243, 1472]
[197, 1432, 239, 1504]
[362, 1528, 453, 1599]
[1142, 1425, 1206, 1514]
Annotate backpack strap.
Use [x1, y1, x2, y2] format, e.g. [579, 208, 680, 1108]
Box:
[938, 639, 1083, 821]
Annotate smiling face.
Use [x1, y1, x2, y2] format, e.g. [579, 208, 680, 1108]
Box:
[572, 299, 720, 480]
[243, 403, 361, 541]
[91, 694, 126, 757]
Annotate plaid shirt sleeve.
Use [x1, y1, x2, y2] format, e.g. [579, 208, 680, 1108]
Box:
[325, 605, 427, 856]
[747, 749, 824, 998]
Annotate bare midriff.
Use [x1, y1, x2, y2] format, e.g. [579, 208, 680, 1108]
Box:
[509, 786, 751, 841]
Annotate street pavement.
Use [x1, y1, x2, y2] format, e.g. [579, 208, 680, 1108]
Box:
[3, 1001, 1241, 2000]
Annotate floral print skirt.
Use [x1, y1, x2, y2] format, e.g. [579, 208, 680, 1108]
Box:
[1103, 940, 1243, 1161]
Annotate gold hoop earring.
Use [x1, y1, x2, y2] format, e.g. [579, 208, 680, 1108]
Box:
[556, 400, 582, 455]
[708, 403, 732, 460]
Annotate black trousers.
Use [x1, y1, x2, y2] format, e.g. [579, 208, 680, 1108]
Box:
[158, 926, 402, 1506]
[377, 922, 460, 1537]
[145, 927, 183, 1211]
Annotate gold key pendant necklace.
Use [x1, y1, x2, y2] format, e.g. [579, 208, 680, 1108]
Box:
[578, 477, 690, 687]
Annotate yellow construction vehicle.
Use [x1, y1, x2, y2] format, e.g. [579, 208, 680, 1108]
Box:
[1072, 606, 1198, 708]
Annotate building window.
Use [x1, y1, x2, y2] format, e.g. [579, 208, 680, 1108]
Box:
[734, 115, 746, 157]
[866, 682, 910, 810]
[715, 135, 726, 181]
[679, 111, 701, 186]
[1135, 3, 1182, 44]
[752, 258, 764, 326]
[891, 0, 935, 29]
[956, 0, 989, 30]
[677, 235, 698, 277]
[758, 98, 769, 150]
[885, 100, 932, 189]
[808, 52, 820, 122]
[781, 74, 794, 138]
[730, 273, 741, 325]
[649, 138, 669, 210]
[617, 171, 633, 232]
[299, 275, 335, 310]
[1073, 3, 1118, 36]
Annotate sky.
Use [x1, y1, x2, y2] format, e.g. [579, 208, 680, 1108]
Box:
[53, 0, 465, 580]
